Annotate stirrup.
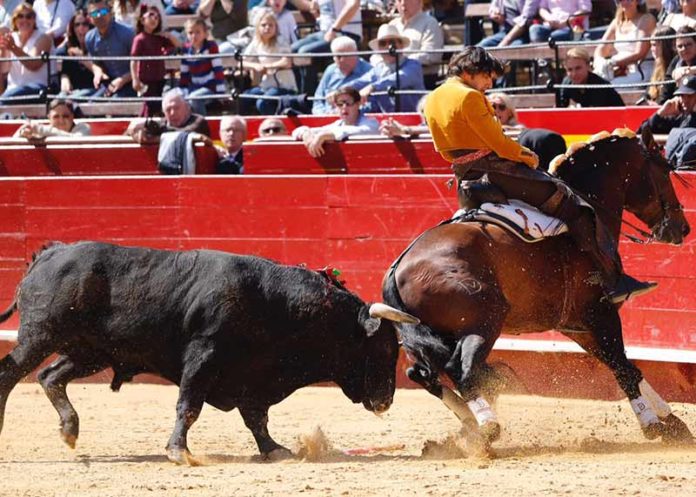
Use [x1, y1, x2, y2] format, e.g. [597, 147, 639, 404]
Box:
[604, 278, 658, 304]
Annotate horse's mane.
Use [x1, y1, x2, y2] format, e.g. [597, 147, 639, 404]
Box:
[549, 131, 640, 183]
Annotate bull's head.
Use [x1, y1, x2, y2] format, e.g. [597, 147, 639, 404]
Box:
[339, 303, 418, 414]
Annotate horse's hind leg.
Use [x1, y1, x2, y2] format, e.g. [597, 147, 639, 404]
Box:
[37, 355, 107, 448]
[0, 339, 54, 437]
[564, 308, 694, 443]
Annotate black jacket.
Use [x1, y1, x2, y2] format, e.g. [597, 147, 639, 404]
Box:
[559, 73, 625, 108]
[638, 110, 696, 135]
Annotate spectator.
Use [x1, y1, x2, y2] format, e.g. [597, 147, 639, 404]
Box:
[312, 35, 372, 115]
[593, 0, 655, 86]
[386, 0, 444, 88]
[560, 47, 625, 107]
[252, 0, 297, 46]
[179, 17, 226, 116]
[13, 98, 91, 138]
[477, 0, 540, 47]
[290, 0, 362, 94]
[215, 114, 247, 173]
[664, 26, 696, 99]
[113, 0, 166, 28]
[127, 88, 211, 143]
[349, 24, 425, 113]
[291, 86, 378, 157]
[241, 10, 297, 115]
[638, 75, 696, 134]
[197, 0, 248, 44]
[529, 0, 592, 43]
[33, 0, 75, 44]
[257, 116, 289, 137]
[488, 92, 524, 130]
[85, 0, 136, 98]
[0, 0, 21, 29]
[130, 5, 178, 116]
[662, 0, 696, 31]
[57, 10, 96, 98]
[0, 4, 52, 104]
[164, 0, 196, 15]
[643, 26, 677, 105]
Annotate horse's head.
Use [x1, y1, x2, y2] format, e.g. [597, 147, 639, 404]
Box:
[628, 128, 691, 245]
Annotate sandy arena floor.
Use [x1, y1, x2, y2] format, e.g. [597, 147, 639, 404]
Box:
[1, 383, 695, 497]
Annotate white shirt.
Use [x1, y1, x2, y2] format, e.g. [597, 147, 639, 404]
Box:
[33, 0, 75, 39]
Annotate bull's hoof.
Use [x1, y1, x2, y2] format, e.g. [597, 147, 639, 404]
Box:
[60, 431, 77, 449]
[660, 414, 695, 445]
[167, 447, 201, 466]
[263, 446, 293, 461]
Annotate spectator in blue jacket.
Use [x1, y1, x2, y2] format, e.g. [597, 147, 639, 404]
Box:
[312, 36, 372, 115]
[84, 0, 135, 98]
[349, 24, 425, 113]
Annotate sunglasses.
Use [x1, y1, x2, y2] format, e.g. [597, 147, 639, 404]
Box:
[16, 12, 36, 20]
[377, 39, 401, 49]
[335, 100, 356, 107]
[260, 126, 283, 135]
[89, 7, 110, 19]
[491, 102, 507, 111]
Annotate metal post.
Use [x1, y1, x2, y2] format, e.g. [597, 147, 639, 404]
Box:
[390, 42, 400, 112]
[42, 51, 50, 112]
[548, 39, 561, 107]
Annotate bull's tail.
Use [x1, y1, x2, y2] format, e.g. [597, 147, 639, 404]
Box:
[0, 302, 16, 324]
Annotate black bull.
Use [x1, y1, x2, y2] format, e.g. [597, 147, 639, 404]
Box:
[0, 242, 418, 465]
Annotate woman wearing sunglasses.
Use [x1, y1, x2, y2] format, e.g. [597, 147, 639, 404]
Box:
[0, 3, 52, 104]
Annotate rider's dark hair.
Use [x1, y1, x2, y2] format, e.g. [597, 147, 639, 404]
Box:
[447, 47, 505, 78]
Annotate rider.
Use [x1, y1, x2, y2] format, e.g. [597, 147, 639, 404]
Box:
[423, 46, 656, 304]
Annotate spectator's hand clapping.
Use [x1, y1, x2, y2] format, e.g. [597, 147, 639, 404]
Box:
[379, 117, 408, 138]
[0, 32, 17, 52]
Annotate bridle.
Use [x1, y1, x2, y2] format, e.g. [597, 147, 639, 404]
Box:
[622, 147, 688, 244]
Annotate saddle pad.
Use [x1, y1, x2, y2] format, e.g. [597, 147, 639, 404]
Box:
[453, 200, 568, 242]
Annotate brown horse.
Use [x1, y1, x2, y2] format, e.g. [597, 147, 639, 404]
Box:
[382, 128, 693, 448]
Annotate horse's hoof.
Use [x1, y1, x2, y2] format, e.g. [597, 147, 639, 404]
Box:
[264, 447, 293, 461]
[642, 422, 663, 441]
[660, 414, 695, 445]
[167, 447, 200, 466]
[60, 431, 77, 449]
[480, 421, 501, 444]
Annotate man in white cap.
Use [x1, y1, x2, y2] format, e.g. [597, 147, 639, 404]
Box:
[387, 0, 444, 88]
[347, 24, 425, 112]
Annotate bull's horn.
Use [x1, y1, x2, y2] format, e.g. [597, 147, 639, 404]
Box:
[369, 303, 420, 324]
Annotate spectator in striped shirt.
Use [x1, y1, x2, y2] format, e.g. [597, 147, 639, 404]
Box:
[179, 17, 226, 115]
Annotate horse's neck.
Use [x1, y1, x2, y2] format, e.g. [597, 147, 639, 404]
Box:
[562, 145, 633, 240]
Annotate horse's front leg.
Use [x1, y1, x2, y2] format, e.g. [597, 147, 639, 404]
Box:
[445, 334, 501, 444]
[566, 306, 694, 443]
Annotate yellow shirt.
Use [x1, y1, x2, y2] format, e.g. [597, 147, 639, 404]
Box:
[423, 77, 537, 168]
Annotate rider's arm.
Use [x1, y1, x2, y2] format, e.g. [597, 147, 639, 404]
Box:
[464, 92, 538, 167]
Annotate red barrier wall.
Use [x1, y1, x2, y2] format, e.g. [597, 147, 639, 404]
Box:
[0, 174, 694, 400]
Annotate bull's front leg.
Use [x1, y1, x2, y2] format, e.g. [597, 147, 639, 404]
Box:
[239, 405, 292, 460]
[166, 345, 219, 466]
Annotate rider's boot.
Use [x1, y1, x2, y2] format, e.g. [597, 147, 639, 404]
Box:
[566, 210, 657, 304]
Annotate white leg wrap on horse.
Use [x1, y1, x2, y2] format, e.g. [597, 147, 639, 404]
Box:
[467, 397, 498, 427]
[639, 379, 672, 418]
[441, 387, 475, 423]
[630, 396, 660, 428]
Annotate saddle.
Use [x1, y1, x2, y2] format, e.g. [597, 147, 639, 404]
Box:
[452, 199, 568, 243]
